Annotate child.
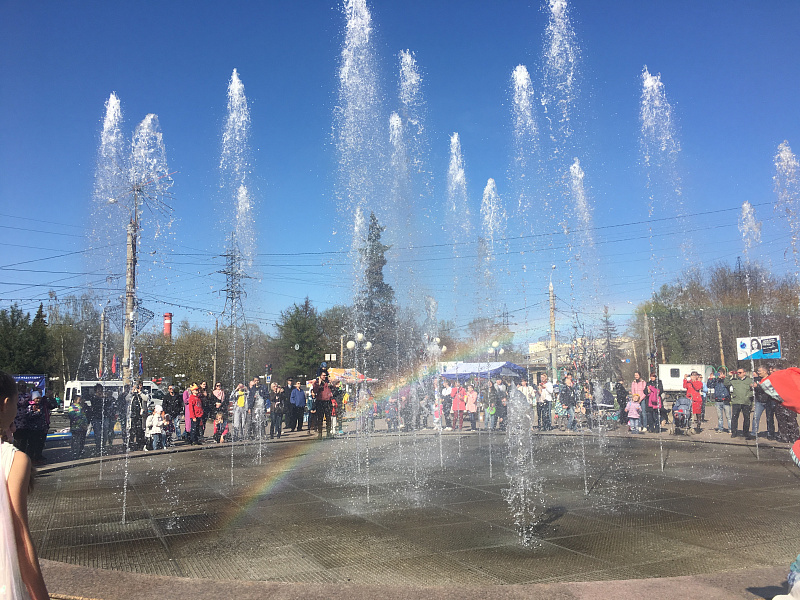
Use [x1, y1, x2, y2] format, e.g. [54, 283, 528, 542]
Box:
[163, 413, 175, 447]
[147, 406, 165, 450]
[0, 370, 49, 598]
[213, 412, 228, 443]
[626, 394, 643, 434]
[143, 406, 154, 451]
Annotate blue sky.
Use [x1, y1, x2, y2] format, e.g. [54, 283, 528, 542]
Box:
[2, 1, 799, 346]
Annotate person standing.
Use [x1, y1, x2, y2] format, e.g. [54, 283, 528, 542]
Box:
[147, 406, 165, 450]
[199, 382, 213, 438]
[707, 370, 731, 433]
[614, 378, 628, 426]
[560, 374, 579, 431]
[538, 374, 553, 430]
[312, 370, 337, 439]
[163, 384, 183, 439]
[644, 373, 664, 433]
[67, 395, 89, 458]
[182, 386, 192, 441]
[127, 384, 146, 451]
[212, 382, 227, 426]
[250, 377, 268, 439]
[450, 383, 466, 430]
[289, 381, 306, 432]
[518, 378, 537, 427]
[683, 371, 704, 433]
[465, 384, 478, 431]
[0, 371, 51, 599]
[729, 367, 754, 440]
[631, 372, 647, 431]
[269, 381, 284, 439]
[187, 384, 204, 445]
[752, 365, 776, 440]
[86, 383, 108, 454]
[231, 383, 248, 442]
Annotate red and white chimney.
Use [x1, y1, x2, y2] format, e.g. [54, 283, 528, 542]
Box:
[163, 313, 173, 339]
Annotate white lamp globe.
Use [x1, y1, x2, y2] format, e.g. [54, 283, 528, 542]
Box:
[346, 340, 356, 350]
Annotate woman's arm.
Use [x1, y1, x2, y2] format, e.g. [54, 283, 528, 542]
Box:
[8, 451, 49, 599]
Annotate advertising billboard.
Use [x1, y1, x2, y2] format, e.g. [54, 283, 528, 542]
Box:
[736, 335, 781, 361]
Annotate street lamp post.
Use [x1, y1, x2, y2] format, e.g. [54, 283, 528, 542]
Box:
[346, 333, 373, 429]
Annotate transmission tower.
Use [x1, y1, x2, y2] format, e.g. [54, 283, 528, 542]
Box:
[220, 234, 250, 387]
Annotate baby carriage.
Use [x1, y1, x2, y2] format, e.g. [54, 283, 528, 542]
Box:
[671, 396, 693, 435]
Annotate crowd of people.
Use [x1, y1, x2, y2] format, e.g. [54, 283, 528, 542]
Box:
[53, 368, 350, 459]
[7, 363, 800, 464]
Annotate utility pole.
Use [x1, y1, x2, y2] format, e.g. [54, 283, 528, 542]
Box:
[122, 190, 138, 386]
[549, 280, 557, 384]
[716, 317, 725, 367]
[99, 307, 106, 378]
[213, 318, 218, 385]
[643, 310, 651, 375]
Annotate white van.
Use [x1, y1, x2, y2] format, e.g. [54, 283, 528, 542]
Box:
[63, 380, 161, 410]
[657, 364, 714, 401]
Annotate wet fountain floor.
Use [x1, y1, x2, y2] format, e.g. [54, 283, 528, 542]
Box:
[31, 430, 800, 586]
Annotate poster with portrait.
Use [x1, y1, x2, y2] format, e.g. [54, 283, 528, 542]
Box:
[736, 335, 781, 360]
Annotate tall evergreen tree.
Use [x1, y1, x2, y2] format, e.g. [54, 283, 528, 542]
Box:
[274, 298, 323, 382]
[600, 306, 622, 382]
[354, 213, 397, 380]
[25, 304, 51, 374]
[0, 304, 31, 373]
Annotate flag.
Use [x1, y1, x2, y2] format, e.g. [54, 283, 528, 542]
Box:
[761, 367, 800, 415]
[111, 354, 117, 375]
[139, 353, 143, 376]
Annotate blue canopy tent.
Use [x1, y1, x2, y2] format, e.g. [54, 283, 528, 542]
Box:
[439, 361, 527, 381]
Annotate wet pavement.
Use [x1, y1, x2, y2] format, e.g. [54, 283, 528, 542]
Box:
[32, 423, 800, 598]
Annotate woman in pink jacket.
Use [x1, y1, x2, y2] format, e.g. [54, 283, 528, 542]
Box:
[465, 384, 478, 431]
[450, 384, 467, 430]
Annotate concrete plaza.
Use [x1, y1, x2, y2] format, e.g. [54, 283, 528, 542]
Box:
[31, 427, 800, 598]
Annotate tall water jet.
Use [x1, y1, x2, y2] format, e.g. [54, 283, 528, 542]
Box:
[511, 65, 541, 251]
[90, 93, 127, 294]
[219, 68, 255, 389]
[640, 66, 690, 267]
[540, 0, 587, 337]
[447, 133, 473, 322]
[336, 0, 384, 267]
[568, 157, 597, 294]
[541, 0, 579, 151]
[774, 141, 800, 278]
[335, 1, 386, 426]
[479, 178, 507, 317]
[220, 68, 255, 267]
[504, 382, 540, 546]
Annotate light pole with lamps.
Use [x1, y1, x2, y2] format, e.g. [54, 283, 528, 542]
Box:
[346, 333, 373, 431]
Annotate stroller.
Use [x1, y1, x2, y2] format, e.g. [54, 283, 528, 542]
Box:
[671, 396, 693, 435]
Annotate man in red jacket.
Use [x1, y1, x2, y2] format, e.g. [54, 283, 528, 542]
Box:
[683, 371, 704, 432]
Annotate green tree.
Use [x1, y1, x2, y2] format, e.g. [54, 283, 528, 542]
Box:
[0, 304, 31, 373]
[354, 213, 397, 380]
[599, 306, 622, 382]
[273, 298, 322, 382]
[25, 304, 51, 374]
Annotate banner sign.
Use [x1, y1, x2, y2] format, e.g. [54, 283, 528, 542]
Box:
[13, 374, 46, 394]
[737, 335, 781, 360]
